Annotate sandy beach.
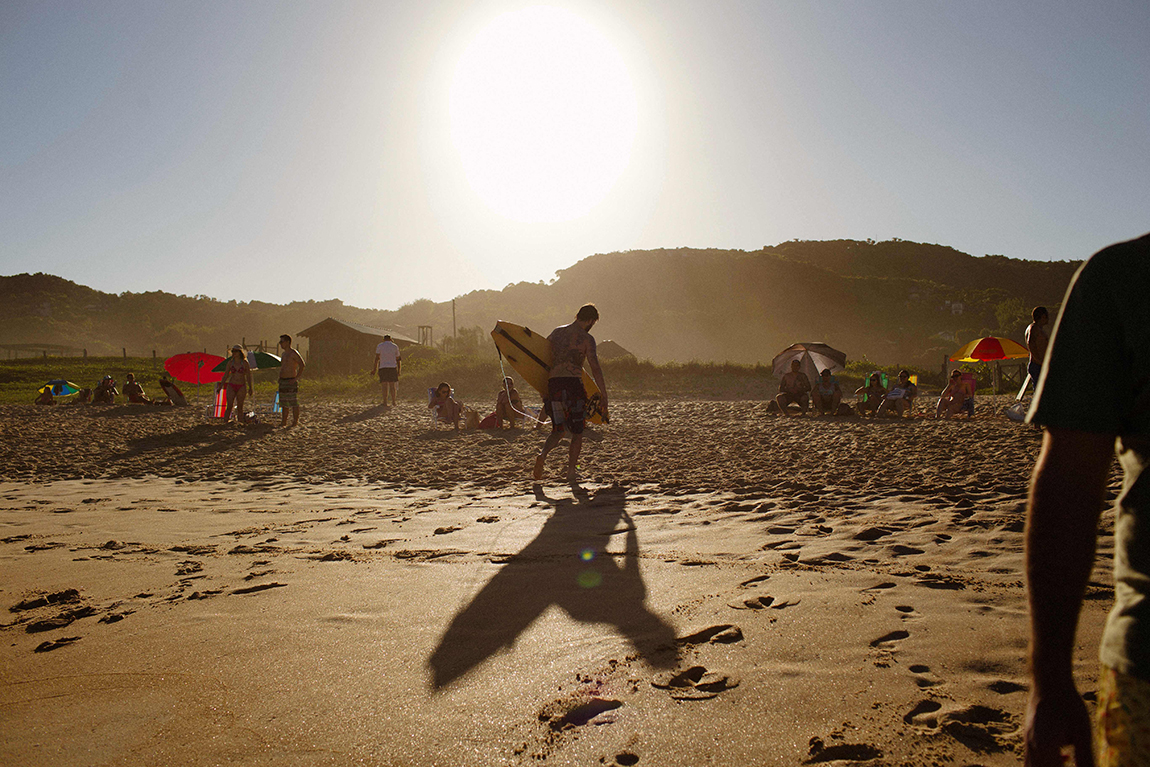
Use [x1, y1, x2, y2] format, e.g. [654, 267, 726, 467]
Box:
[0, 399, 1121, 765]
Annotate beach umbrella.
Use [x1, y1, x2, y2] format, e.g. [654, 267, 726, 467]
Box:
[772, 342, 847, 379]
[210, 350, 281, 372]
[949, 336, 1028, 362]
[39, 380, 80, 396]
[164, 352, 225, 385]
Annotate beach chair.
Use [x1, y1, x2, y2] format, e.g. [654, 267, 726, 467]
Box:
[857, 371, 889, 414]
[253, 391, 280, 418]
[204, 386, 228, 419]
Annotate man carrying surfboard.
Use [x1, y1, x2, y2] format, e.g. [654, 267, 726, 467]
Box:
[534, 304, 609, 483]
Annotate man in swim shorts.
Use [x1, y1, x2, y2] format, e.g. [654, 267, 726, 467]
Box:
[277, 334, 306, 428]
[776, 359, 811, 416]
[372, 334, 401, 406]
[1026, 306, 1050, 393]
[1023, 233, 1150, 767]
[533, 304, 609, 483]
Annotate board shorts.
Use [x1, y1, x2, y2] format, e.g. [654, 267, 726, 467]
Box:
[547, 377, 587, 435]
[1097, 663, 1150, 766]
[1028, 360, 1043, 383]
[378, 367, 398, 383]
[278, 378, 299, 408]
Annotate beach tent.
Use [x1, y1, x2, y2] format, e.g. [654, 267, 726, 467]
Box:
[772, 342, 847, 382]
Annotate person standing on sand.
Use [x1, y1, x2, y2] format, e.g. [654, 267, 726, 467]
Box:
[1026, 306, 1050, 393]
[1023, 233, 1150, 767]
[372, 334, 401, 406]
[277, 334, 306, 428]
[534, 304, 608, 483]
[222, 345, 252, 421]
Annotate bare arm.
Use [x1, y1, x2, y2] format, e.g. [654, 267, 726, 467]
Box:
[1024, 427, 1115, 767]
[295, 350, 306, 378]
[372, 353, 379, 373]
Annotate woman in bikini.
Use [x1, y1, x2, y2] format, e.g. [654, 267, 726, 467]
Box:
[223, 345, 253, 422]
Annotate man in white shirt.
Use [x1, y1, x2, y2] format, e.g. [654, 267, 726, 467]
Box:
[372, 334, 401, 406]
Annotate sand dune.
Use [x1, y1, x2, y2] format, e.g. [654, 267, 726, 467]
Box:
[0, 399, 1119, 765]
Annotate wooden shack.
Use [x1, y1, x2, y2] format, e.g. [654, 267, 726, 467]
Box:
[298, 318, 419, 376]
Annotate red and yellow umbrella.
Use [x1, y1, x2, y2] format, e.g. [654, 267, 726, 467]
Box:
[950, 336, 1029, 362]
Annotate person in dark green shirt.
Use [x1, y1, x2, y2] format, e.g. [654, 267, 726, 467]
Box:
[1025, 232, 1150, 766]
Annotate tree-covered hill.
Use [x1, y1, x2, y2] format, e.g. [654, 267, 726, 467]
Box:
[0, 240, 1081, 368]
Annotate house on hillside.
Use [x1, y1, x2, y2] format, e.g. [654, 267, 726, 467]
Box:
[298, 318, 418, 375]
[596, 339, 635, 361]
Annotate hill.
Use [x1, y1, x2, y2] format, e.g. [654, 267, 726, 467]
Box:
[0, 240, 1081, 368]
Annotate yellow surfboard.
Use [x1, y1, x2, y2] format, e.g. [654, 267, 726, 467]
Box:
[491, 321, 605, 424]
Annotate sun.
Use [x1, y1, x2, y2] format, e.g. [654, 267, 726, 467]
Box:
[449, 5, 638, 223]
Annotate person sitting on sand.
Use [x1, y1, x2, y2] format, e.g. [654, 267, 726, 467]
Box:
[495, 376, 524, 428]
[429, 382, 463, 430]
[34, 387, 56, 405]
[223, 345, 253, 422]
[936, 370, 974, 419]
[811, 369, 842, 415]
[877, 370, 918, 418]
[92, 376, 118, 405]
[776, 359, 811, 416]
[122, 373, 152, 405]
[854, 374, 887, 417]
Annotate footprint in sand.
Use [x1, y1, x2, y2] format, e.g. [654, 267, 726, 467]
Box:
[804, 737, 883, 764]
[869, 629, 909, 648]
[908, 663, 942, 688]
[34, 636, 82, 653]
[678, 624, 744, 645]
[652, 665, 740, 700]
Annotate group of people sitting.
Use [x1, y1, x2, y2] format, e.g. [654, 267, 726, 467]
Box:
[774, 358, 974, 419]
[428, 376, 536, 431]
[36, 374, 187, 407]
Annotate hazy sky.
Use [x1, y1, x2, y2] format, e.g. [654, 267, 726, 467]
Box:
[3, 1, 1147, 310]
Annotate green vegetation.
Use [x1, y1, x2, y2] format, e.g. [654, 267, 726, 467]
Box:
[2, 239, 1078, 371]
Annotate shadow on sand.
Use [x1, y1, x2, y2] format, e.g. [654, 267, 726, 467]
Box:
[428, 483, 678, 689]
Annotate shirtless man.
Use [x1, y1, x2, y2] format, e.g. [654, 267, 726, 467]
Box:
[776, 359, 811, 416]
[277, 334, 306, 428]
[1025, 306, 1049, 392]
[533, 304, 609, 483]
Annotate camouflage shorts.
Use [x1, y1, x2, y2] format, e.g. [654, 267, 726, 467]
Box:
[1098, 664, 1150, 767]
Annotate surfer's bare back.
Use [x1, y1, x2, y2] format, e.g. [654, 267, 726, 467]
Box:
[534, 304, 609, 483]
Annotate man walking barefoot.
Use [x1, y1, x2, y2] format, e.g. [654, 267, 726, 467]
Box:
[533, 304, 609, 483]
[372, 334, 401, 406]
[278, 334, 306, 428]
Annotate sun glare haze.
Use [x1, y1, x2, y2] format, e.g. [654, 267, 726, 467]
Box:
[448, 5, 639, 223]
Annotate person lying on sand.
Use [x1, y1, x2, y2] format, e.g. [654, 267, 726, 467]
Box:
[123, 373, 152, 405]
[877, 370, 917, 417]
[935, 370, 973, 419]
[495, 377, 523, 428]
[34, 388, 55, 405]
[854, 374, 887, 417]
[811, 369, 842, 415]
[776, 359, 811, 416]
[429, 382, 463, 430]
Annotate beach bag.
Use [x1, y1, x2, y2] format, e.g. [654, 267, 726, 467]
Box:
[479, 412, 499, 429]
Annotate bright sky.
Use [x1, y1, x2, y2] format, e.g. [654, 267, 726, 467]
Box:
[2, 1, 1147, 310]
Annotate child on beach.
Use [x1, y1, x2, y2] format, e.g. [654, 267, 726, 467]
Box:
[495, 377, 524, 428]
[429, 382, 463, 430]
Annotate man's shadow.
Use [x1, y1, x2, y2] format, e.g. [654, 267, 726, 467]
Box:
[428, 484, 678, 689]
